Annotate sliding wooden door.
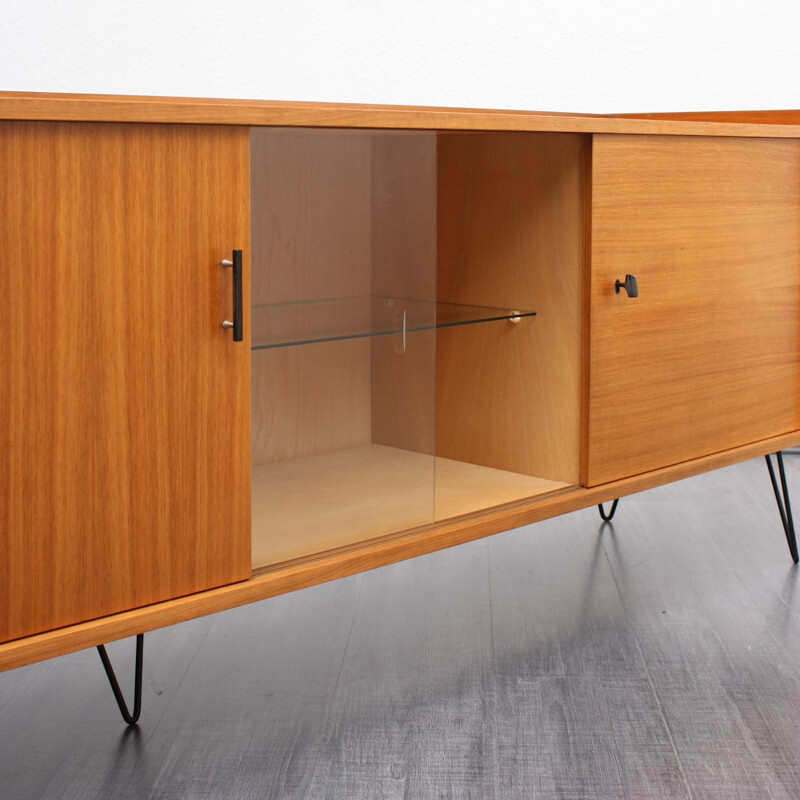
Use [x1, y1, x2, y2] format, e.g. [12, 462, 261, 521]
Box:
[0, 122, 251, 642]
[584, 135, 800, 486]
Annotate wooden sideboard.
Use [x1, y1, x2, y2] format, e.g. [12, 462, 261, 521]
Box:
[1, 95, 799, 705]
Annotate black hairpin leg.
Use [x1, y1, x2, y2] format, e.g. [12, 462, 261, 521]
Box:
[765, 452, 799, 564]
[97, 634, 144, 725]
[598, 499, 620, 522]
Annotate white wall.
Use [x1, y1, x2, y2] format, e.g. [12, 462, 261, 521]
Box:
[2, 0, 799, 113]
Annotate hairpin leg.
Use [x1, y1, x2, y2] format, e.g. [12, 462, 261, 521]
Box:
[598, 498, 620, 522]
[765, 452, 799, 564]
[97, 634, 144, 725]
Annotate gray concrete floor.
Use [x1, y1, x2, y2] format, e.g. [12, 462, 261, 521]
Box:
[2, 456, 800, 799]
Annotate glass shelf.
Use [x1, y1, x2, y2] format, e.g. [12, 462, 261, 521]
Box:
[250, 296, 536, 350]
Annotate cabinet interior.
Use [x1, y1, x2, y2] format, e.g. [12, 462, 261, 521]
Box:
[250, 128, 586, 569]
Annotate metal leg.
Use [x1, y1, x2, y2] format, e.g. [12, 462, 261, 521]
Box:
[765, 452, 799, 564]
[97, 634, 144, 725]
[598, 499, 620, 522]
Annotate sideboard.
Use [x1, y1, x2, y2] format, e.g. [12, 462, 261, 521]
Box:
[1, 93, 798, 723]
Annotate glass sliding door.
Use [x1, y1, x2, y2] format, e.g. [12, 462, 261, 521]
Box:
[249, 128, 437, 568]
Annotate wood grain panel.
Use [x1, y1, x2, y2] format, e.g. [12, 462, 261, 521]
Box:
[0, 121, 251, 643]
[1, 92, 799, 139]
[250, 129, 374, 463]
[250, 128, 372, 305]
[585, 135, 800, 485]
[251, 340, 371, 465]
[252, 445, 435, 568]
[436, 133, 585, 483]
[4, 429, 798, 672]
[371, 331, 436, 455]
[370, 133, 437, 454]
[615, 110, 800, 125]
[370, 133, 437, 301]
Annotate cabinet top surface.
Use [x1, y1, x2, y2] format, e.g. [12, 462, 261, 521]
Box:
[1, 91, 799, 137]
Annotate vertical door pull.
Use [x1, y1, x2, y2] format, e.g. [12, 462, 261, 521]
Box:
[222, 250, 243, 342]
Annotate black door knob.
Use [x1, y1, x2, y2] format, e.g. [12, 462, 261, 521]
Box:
[615, 274, 638, 298]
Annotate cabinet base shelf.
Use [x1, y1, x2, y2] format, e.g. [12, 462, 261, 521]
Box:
[252, 444, 569, 569]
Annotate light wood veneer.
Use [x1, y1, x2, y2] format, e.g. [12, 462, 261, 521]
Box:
[0, 122, 251, 643]
[436, 132, 585, 484]
[250, 130, 374, 464]
[252, 444, 568, 568]
[585, 135, 800, 485]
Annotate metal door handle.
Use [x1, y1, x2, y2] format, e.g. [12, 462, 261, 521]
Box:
[222, 250, 243, 341]
[615, 274, 638, 298]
